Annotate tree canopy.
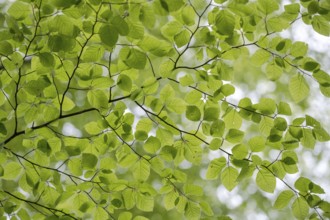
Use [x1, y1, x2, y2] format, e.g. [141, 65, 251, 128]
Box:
[0, 0, 330, 219]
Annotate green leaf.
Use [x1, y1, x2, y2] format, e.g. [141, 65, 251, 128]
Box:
[209, 138, 223, 150]
[185, 105, 201, 121]
[119, 212, 132, 220]
[221, 166, 238, 191]
[174, 29, 190, 48]
[112, 16, 129, 36]
[290, 41, 308, 57]
[223, 108, 242, 129]
[266, 63, 282, 80]
[82, 153, 98, 169]
[232, 144, 248, 160]
[132, 159, 150, 181]
[0, 123, 7, 136]
[215, 10, 235, 36]
[167, 98, 186, 114]
[39, 52, 55, 68]
[301, 128, 315, 149]
[210, 119, 225, 137]
[248, 136, 266, 152]
[8, 1, 31, 20]
[256, 168, 276, 193]
[251, 49, 271, 66]
[37, 139, 52, 156]
[199, 201, 214, 216]
[220, 84, 235, 97]
[87, 90, 108, 109]
[313, 70, 330, 86]
[83, 45, 105, 62]
[257, 0, 279, 14]
[274, 190, 295, 209]
[225, 129, 244, 143]
[289, 74, 310, 103]
[117, 74, 132, 92]
[182, 5, 196, 26]
[274, 117, 287, 131]
[183, 184, 203, 196]
[277, 102, 292, 115]
[99, 24, 118, 47]
[312, 15, 330, 36]
[135, 130, 148, 141]
[0, 41, 13, 55]
[159, 60, 174, 77]
[184, 201, 201, 220]
[144, 136, 161, 154]
[48, 35, 76, 52]
[124, 48, 147, 69]
[303, 61, 319, 71]
[292, 197, 309, 219]
[257, 98, 276, 114]
[94, 206, 108, 220]
[203, 107, 220, 121]
[313, 128, 330, 142]
[206, 157, 226, 179]
[3, 162, 22, 180]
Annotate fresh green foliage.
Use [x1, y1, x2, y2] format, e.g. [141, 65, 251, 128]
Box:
[0, 0, 330, 219]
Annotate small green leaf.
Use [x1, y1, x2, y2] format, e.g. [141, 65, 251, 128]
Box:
[225, 129, 244, 143]
[174, 29, 190, 48]
[179, 74, 194, 86]
[184, 201, 201, 220]
[257, 0, 279, 14]
[290, 41, 308, 57]
[223, 108, 242, 129]
[312, 15, 330, 36]
[221, 166, 238, 191]
[248, 136, 266, 152]
[0, 41, 13, 55]
[209, 138, 223, 150]
[303, 61, 319, 71]
[274, 190, 295, 209]
[206, 157, 226, 179]
[37, 139, 51, 156]
[99, 24, 118, 47]
[220, 84, 235, 96]
[210, 119, 225, 137]
[215, 10, 235, 36]
[278, 102, 292, 115]
[124, 48, 147, 69]
[8, 1, 31, 20]
[183, 184, 203, 196]
[266, 63, 282, 80]
[232, 144, 248, 160]
[112, 16, 129, 36]
[301, 128, 316, 149]
[251, 49, 271, 66]
[199, 201, 214, 216]
[256, 168, 276, 193]
[3, 162, 22, 180]
[289, 74, 310, 103]
[274, 117, 287, 131]
[132, 159, 150, 181]
[144, 136, 161, 154]
[62, 96, 76, 111]
[82, 153, 98, 169]
[292, 197, 309, 219]
[39, 52, 55, 67]
[0, 123, 7, 135]
[117, 74, 132, 92]
[257, 98, 276, 114]
[203, 107, 220, 121]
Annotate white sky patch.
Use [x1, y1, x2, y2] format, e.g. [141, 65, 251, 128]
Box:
[62, 122, 82, 137]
